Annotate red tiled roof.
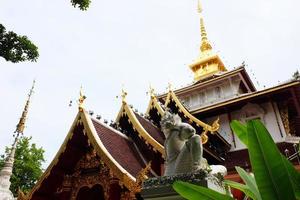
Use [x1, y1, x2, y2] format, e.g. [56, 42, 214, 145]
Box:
[92, 119, 145, 177]
[134, 113, 165, 145]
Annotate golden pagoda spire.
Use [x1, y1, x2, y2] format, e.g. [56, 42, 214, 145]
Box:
[15, 80, 35, 134]
[189, 0, 227, 82]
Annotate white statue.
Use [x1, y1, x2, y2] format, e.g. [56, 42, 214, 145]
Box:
[160, 111, 227, 177]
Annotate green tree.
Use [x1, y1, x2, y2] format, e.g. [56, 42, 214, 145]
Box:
[0, 136, 45, 196]
[0, 24, 39, 63]
[71, 0, 91, 10]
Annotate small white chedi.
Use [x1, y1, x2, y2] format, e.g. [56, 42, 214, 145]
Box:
[0, 144, 16, 200]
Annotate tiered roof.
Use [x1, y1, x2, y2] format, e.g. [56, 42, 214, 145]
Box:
[25, 85, 232, 199]
[25, 111, 149, 199]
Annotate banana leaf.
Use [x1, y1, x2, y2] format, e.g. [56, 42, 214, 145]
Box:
[224, 167, 261, 200]
[247, 120, 296, 200]
[173, 181, 233, 200]
[230, 120, 248, 146]
[224, 180, 256, 200]
[281, 154, 300, 199]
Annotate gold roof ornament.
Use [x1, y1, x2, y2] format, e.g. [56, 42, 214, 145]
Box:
[128, 162, 152, 197]
[145, 86, 165, 117]
[15, 80, 35, 134]
[121, 88, 128, 103]
[189, 0, 227, 82]
[78, 86, 86, 112]
[168, 82, 173, 92]
[149, 85, 155, 98]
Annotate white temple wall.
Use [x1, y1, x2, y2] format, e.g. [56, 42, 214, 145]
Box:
[182, 76, 243, 110]
[203, 101, 287, 152]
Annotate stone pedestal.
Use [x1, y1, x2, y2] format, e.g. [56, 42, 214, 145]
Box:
[141, 171, 226, 200]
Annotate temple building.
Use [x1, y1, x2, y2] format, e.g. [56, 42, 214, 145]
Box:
[19, 1, 300, 200]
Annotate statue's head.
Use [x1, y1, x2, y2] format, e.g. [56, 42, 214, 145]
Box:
[160, 111, 181, 136]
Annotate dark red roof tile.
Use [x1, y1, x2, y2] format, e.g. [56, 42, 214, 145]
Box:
[134, 113, 165, 145]
[92, 119, 145, 177]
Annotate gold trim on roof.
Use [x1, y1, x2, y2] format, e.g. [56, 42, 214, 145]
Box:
[163, 90, 226, 145]
[145, 87, 165, 117]
[165, 90, 219, 133]
[26, 112, 82, 199]
[81, 110, 136, 185]
[26, 109, 137, 199]
[116, 102, 165, 156]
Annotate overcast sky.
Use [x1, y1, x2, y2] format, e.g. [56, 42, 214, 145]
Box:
[1, 0, 299, 167]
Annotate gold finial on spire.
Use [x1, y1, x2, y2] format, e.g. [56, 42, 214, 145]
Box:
[121, 88, 128, 103]
[197, 0, 212, 52]
[197, 0, 203, 14]
[78, 86, 86, 112]
[15, 80, 35, 134]
[168, 82, 173, 92]
[149, 85, 155, 98]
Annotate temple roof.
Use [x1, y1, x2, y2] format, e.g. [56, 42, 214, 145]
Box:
[134, 113, 164, 146]
[92, 118, 146, 177]
[164, 89, 220, 134]
[116, 99, 165, 156]
[26, 110, 149, 199]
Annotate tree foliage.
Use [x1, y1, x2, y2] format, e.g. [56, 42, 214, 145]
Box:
[71, 0, 91, 11]
[0, 24, 39, 63]
[0, 136, 45, 196]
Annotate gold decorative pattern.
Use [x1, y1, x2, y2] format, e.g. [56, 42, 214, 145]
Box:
[126, 162, 152, 199]
[25, 110, 138, 199]
[279, 103, 291, 136]
[65, 149, 110, 199]
[81, 111, 137, 188]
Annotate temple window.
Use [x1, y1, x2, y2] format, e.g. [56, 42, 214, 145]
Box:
[241, 103, 265, 124]
[199, 92, 206, 105]
[215, 86, 222, 99]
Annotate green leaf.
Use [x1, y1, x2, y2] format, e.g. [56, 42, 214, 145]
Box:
[247, 120, 296, 200]
[233, 167, 261, 200]
[173, 181, 233, 200]
[281, 155, 300, 199]
[230, 120, 248, 146]
[224, 180, 257, 200]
